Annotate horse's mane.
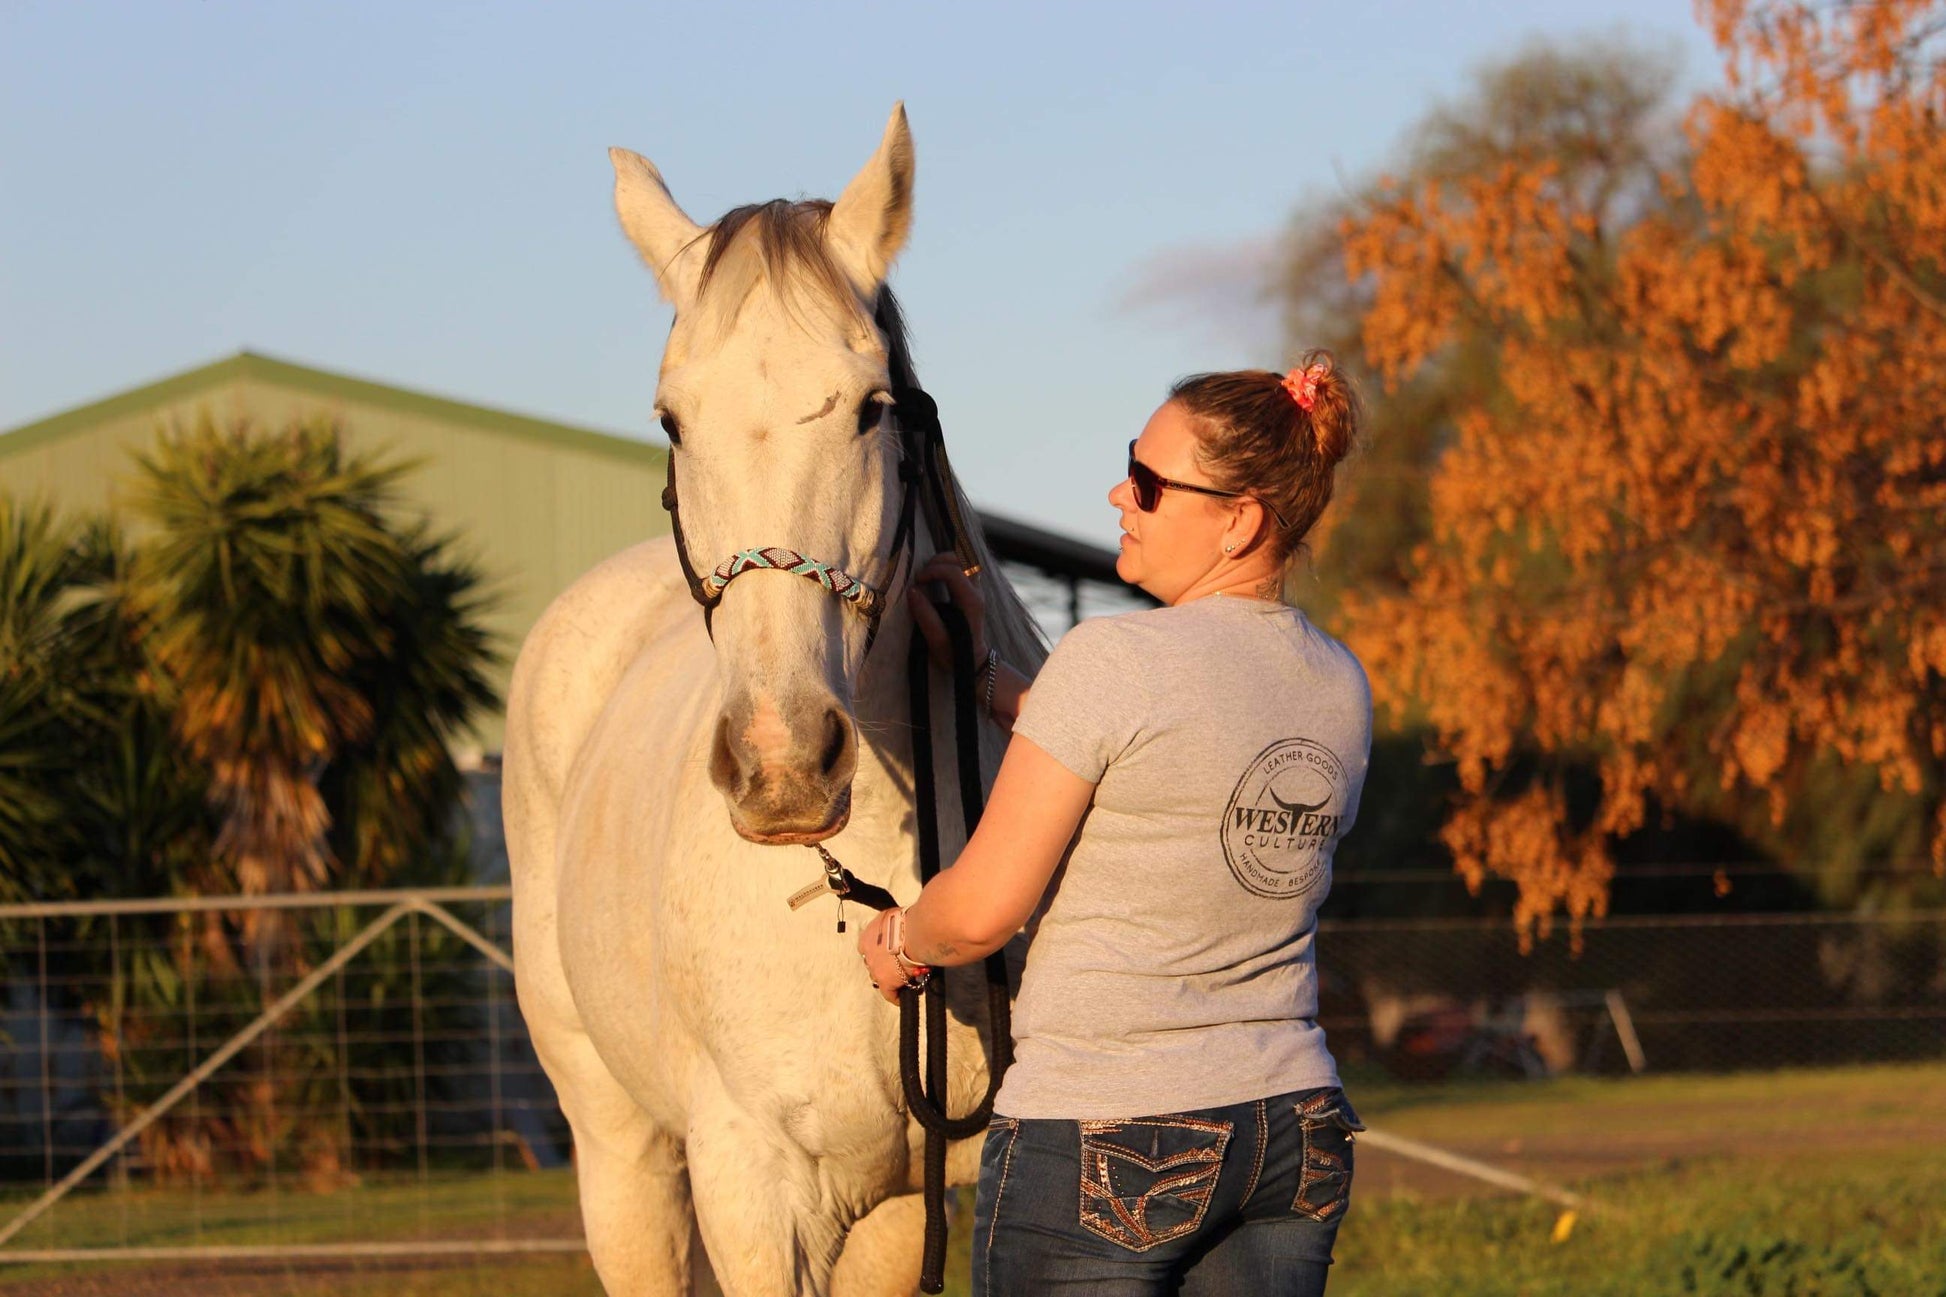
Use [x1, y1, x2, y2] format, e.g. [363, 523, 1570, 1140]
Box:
[693, 200, 1049, 678]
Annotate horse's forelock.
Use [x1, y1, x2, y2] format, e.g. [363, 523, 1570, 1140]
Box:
[688, 196, 924, 391]
[691, 201, 860, 346]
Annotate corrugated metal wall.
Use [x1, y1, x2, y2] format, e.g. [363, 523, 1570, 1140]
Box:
[0, 353, 671, 754]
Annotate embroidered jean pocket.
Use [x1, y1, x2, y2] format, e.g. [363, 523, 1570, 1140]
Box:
[1291, 1090, 1362, 1222]
[1077, 1115, 1231, 1253]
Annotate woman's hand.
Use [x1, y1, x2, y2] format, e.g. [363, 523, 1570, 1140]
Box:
[857, 909, 911, 1004]
[906, 553, 988, 671]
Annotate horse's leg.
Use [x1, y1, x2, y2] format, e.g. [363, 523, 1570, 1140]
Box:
[830, 1194, 923, 1297]
[687, 1104, 859, 1297]
[542, 1031, 698, 1296]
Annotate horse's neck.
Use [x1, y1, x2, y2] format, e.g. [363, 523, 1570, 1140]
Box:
[847, 519, 995, 885]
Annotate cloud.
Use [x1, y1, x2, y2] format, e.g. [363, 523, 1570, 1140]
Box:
[1112, 233, 1284, 350]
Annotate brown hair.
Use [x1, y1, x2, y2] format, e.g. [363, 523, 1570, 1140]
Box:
[1169, 348, 1360, 565]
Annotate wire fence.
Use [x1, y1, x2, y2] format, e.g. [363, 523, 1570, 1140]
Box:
[1315, 908, 1946, 1081]
[0, 890, 1939, 1266]
[0, 888, 579, 1262]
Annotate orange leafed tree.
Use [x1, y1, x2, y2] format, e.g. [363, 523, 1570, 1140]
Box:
[1337, 0, 1946, 945]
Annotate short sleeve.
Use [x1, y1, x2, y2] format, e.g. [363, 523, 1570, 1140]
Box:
[1011, 616, 1148, 783]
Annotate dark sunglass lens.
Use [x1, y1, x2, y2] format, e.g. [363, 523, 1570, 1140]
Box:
[1127, 447, 1160, 511]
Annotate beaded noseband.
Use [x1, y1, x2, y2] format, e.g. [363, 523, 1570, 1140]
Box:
[702, 546, 882, 619]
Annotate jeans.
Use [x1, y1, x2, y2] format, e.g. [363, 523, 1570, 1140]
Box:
[972, 1086, 1363, 1297]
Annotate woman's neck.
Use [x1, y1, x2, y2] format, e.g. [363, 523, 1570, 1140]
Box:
[1169, 564, 1285, 608]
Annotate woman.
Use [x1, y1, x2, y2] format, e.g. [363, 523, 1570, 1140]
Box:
[859, 353, 1370, 1296]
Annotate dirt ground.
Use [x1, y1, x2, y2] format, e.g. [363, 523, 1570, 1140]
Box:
[0, 1256, 598, 1297]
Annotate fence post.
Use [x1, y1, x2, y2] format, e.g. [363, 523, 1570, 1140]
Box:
[1605, 989, 1648, 1074]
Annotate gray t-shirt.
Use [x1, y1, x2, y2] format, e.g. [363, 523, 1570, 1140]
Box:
[994, 593, 1371, 1120]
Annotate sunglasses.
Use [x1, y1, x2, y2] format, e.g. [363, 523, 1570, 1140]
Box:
[1125, 441, 1290, 528]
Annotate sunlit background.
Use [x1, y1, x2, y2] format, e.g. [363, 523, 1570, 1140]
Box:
[2, 2, 1942, 1294]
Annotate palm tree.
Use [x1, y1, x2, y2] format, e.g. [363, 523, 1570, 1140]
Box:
[0, 501, 215, 1179]
[126, 416, 500, 1180]
[130, 415, 413, 907]
[0, 498, 83, 900]
[0, 495, 218, 907]
[324, 520, 499, 889]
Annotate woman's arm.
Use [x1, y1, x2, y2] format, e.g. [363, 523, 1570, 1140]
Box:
[859, 733, 1092, 999]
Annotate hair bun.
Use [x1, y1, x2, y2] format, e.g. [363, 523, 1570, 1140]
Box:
[1167, 353, 1361, 560]
[1289, 350, 1353, 466]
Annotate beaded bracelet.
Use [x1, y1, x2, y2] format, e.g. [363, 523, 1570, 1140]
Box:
[886, 907, 933, 987]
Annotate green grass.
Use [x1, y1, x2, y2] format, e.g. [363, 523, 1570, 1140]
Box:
[1331, 1060, 1946, 1295]
[0, 1063, 1940, 1295]
[0, 1171, 596, 1295]
[0, 1171, 581, 1251]
[1333, 1143, 1946, 1296]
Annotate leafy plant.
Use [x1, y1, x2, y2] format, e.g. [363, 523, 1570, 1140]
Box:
[1678, 1234, 1884, 1296]
[0, 415, 506, 1186]
[1307, 3, 1946, 942]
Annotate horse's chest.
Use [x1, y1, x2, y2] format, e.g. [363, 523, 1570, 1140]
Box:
[565, 896, 900, 1146]
[557, 759, 903, 1124]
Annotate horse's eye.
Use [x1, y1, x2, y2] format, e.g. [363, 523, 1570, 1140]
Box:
[658, 411, 682, 446]
[857, 395, 887, 437]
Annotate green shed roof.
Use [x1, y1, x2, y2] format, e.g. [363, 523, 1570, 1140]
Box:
[1, 351, 666, 465]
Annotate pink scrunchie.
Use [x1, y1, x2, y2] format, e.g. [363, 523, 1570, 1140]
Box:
[1282, 363, 1326, 412]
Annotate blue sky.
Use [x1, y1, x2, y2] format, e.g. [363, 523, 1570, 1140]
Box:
[1, 1, 1719, 547]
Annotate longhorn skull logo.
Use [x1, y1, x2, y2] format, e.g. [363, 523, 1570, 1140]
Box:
[1265, 779, 1330, 822]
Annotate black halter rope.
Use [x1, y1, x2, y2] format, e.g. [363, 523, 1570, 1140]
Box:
[660, 386, 1011, 1294]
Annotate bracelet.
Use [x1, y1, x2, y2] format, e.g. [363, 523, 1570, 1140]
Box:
[885, 907, 933, 986]
[980, 648, 1000, 715]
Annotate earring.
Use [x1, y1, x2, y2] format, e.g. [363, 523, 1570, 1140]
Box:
[1224, 544, 1236, 554]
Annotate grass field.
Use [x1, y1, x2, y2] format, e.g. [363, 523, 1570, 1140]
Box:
[3, 1061, 1941, 1295]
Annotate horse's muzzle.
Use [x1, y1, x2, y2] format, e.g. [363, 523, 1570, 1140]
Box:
[709, 695, 857, 843]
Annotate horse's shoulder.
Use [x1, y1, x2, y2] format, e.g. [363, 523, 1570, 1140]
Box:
[533, 535, 687, 643]
[506, 535, 694, 803]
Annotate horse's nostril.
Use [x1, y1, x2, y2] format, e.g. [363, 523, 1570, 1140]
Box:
[708, 712, 745, 797]
[819, 707, 852, 778]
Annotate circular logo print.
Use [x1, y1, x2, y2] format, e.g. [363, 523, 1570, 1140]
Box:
[1220, 738, 1349, 899]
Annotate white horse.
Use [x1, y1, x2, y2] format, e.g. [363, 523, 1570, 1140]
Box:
[505, 105, 1047, 1296]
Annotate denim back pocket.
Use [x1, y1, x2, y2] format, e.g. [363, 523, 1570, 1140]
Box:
[1077, 1115, 1232, 1253]
[1291, 1090, 1363, 1222]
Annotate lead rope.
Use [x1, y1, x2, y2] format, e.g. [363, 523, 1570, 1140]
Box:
[899, 601, 1012, 1293]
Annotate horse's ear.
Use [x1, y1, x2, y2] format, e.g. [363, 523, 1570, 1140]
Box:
[827, 103, 914, 293]
[611, 147, 705, 307]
